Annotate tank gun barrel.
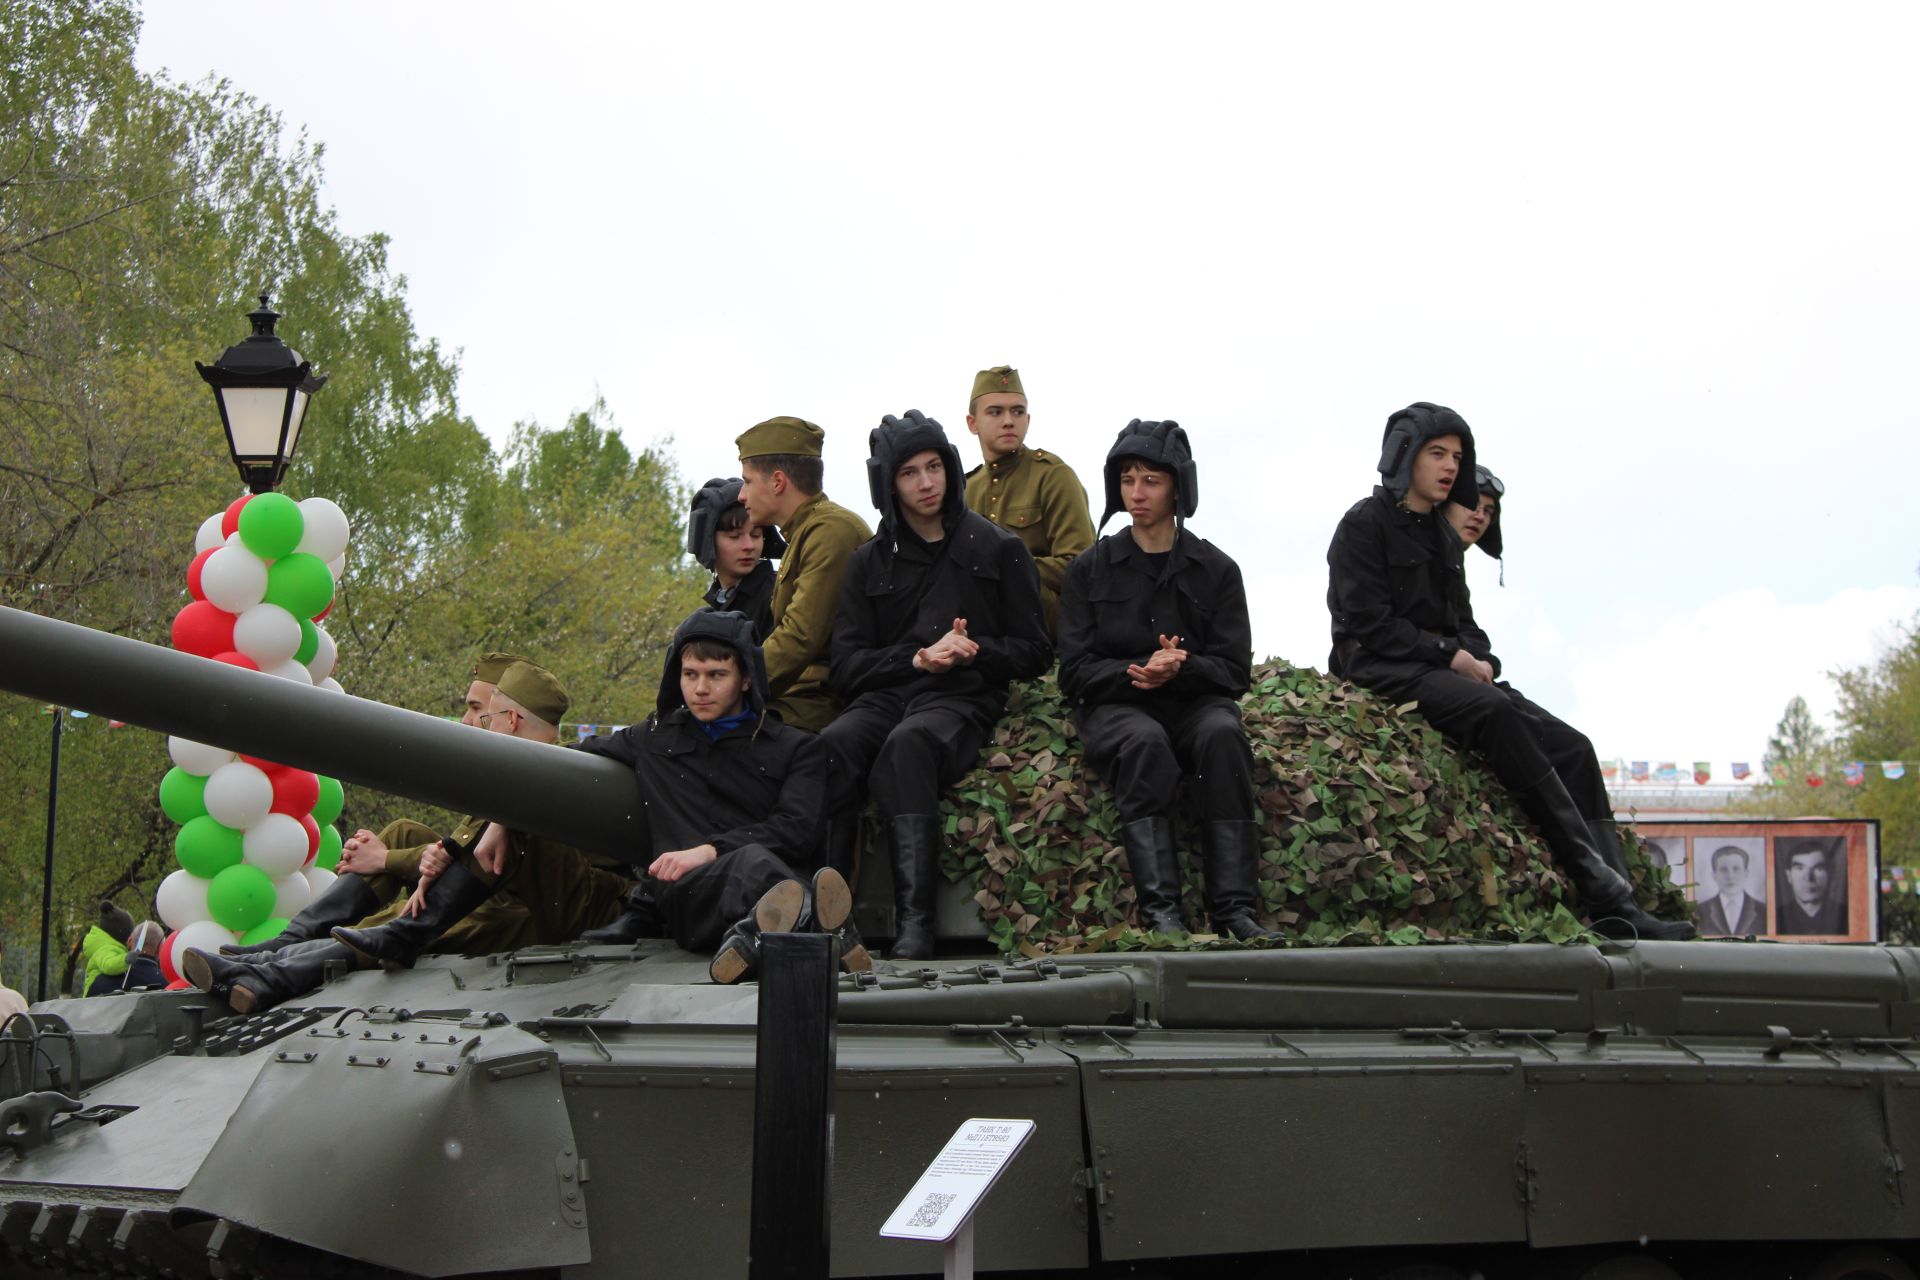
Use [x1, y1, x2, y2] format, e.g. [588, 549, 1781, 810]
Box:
[0, 605, 645, 861]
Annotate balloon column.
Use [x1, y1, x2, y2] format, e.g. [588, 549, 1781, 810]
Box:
[154, 493, 352, 986]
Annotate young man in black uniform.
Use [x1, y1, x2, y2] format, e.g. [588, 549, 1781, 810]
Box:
[689, 476, 785, 642]
[820, 410, 1052, 960]
[570, 609, 865, 979]
[1327, 404, 1693, 941]
[1057, 420, 1276, 941]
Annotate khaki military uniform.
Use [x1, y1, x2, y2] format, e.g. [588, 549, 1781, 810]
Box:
[964, 446, 1095, 635]
[457, 827, 630, 944]
[762, 492, 871, 732]
[346, 815, 544, 953]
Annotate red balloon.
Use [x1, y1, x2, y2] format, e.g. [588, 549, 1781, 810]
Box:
[212, 650, 260, 671]
[271, 769, 321, 817]
[166, 977, 192, 991]
[313, 601, 332, 622]
[298, 813, 321, 863]
[220, 495, 252, 539]
[241, 754, 283, 772]
[186, 547, 216, 601]
[158, 930, 180, 984]
[171, 601, 236, 658]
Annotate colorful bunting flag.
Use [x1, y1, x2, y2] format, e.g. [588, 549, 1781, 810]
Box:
[1770, 764, 1790, 786]
[1807, 774, 1825, 788]
[1844, 761, 1867, 787]
[1601, 760, 1621, 784]
[1885, 761, 1907, 781]
[1655, 762, 1681, 783]
[1693, 761, 1712, 785]
[1731, 762, 1751, 781]
[1629, 761, 1650, 783]
[1895, 867, 1907, 880]
[1885, 879, 1894, 894]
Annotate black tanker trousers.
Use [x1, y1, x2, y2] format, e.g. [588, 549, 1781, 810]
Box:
[819, 686, 1004, 819]
[1348, 658, 1609, 819]
[655, 843, 804, 953]
[1079, 695, 1255, 824]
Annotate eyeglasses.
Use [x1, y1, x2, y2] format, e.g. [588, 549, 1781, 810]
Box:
[476, 710, 516, 729]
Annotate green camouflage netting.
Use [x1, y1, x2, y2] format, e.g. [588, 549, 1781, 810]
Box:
[916, 664, 1688, 956]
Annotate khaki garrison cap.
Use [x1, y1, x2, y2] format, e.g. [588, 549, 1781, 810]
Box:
[496, 660, 571, 726]
[471, 651, 529, 685]
[970, 366, 1025, 403]
[736, 416, 825, 460]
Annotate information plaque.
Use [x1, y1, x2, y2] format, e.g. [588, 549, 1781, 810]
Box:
[879, 1117, 1036, 1244]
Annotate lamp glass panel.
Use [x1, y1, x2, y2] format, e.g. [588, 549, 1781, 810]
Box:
[221, 386, 293, 461]
[283, 389, 310, 458]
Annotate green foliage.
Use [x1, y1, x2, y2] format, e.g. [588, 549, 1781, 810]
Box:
[929, 666, 1687, 956]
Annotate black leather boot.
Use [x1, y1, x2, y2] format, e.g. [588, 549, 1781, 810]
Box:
[330, 860, 497, 969]
[1202, 820, 1281, 942]
[221, 873, 380, 956]
[709, 879, 807, 985]
[809, 866, 870, 973]
[1120, 816, 1189, 934]
[183, 940, 352, 1015]
[1517, 775, 1696, 942]
[1585, 818, 1632, 880]
[578, 883, 666, 945]
[887, 814, 942, 961]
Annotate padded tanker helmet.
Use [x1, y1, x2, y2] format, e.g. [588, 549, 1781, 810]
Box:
[865, 410, 966, 525]
[1377, 402, 1478, 509]
[685, 477, 785, 571]
[1470, 464, 1504, 562]
[1099, 419, 1199, 528]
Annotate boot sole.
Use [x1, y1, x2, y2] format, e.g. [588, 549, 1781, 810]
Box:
[811, 868, 852, 932]
[841, 943, 872, 973]
[755, 880, 807, 933]
[181, 949, 259, 1015]
[709, 942, 753, 985]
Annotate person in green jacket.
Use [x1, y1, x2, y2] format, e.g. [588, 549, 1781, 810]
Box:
[736, 416, 872, 734]
[82, 901, 135, 996]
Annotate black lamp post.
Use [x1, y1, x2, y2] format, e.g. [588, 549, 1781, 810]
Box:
[196, 292, 327, 494]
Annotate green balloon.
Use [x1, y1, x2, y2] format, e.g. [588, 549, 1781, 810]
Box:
[206, 863, 275, 932]
[316, 823, 343, 871]
[264, 553, 334, 620]
[294, 616, 320, 666]
[237, 492, 305, 560]
[239, 916, 291, 946]
[175, 815, 244, 878]
[312, 775, 345, 825]
[158, 767, 208, 825]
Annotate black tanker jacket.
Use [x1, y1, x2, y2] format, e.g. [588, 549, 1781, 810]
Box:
[830, 512, 1053, 703]
[1325, 487, 1498, 680]
[1057, 529, 1253, 707]
[575, 610, 824, 868]
[703, 560, 776, 643]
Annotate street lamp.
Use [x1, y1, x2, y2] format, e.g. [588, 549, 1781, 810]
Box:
[196, 292, 327, 494]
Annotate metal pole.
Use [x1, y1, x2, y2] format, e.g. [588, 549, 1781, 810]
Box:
[748, 931, 838, 1280]
[943, 1215, 975, 1280]
[38, 709, 62, 1002]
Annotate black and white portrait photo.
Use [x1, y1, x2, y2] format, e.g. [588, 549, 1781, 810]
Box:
[1774, 836, 1849, 935]
[1692, 838, 1767, 936]
[1642, 836, 1690, 890]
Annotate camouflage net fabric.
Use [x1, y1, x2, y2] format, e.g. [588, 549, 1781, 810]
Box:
[916, 664, 1689, 956]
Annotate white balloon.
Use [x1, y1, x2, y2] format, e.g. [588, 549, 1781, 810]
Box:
[242, 812, 309, 878]
[295, 497, 351, 562]
[326, 553, 346, 581]
[305, 625, 337, 681]
[264, 658, 315, 684]
[318, 677, 345, 695]
[174, 917, 239, 961]
[232, 603, 302, 667]
[168, 736, 234, 776]
[271, 870, 313, 918]
[155, 869, 212, 931]
[200, 544, 269, 613]
[303, 865, 338, 895]
[204, 761, 273, 828]
[194, 513, 226, 555]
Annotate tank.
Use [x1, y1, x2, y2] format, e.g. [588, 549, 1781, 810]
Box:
[4, 604, 1920, 1280]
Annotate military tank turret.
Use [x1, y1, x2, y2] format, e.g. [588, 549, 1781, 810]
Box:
[4, 604, 1919, 1280]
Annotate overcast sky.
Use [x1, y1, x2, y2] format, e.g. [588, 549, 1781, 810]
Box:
[137, 2, 1920, 771]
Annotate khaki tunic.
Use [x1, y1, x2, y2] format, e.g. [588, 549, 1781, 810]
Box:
[762, 492, 871, 732]
[350, 815, 542, 954]
[458, 828, 629, 945]
[964, 446, 1095, 635]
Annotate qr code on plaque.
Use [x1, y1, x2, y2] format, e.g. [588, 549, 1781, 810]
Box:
[907, 1192, 957, 1230]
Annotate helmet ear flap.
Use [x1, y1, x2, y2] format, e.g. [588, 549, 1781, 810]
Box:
[1162, 421, 1199, 519]
[866, 421, 896, 511]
